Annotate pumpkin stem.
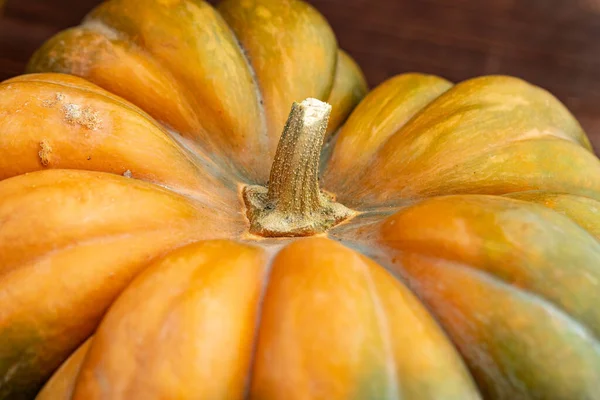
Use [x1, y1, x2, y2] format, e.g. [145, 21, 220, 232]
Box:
[243, 98, 354, 237]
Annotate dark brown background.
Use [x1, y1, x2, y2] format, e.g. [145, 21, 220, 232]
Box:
[2, 0, 600, 150]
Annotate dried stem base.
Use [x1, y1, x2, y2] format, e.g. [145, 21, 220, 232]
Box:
[243, 185, 353, 237]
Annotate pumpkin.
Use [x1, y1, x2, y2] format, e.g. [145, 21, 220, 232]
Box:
[2, 0, 600, 399]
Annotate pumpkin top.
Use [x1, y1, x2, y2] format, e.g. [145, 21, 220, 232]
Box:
[27, 0, 368, 183]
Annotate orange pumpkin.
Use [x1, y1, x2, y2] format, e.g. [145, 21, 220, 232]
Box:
[2, 0, 600, 399]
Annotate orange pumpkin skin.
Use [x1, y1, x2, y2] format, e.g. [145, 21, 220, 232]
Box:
[1, 0, 600, 399]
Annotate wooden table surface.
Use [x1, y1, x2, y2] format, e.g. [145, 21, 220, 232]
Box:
[2, 0, 600, 151]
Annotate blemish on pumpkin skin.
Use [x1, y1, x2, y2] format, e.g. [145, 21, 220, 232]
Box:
[41, 92, 103, 130]
[62, 103, 103, 131]
[41, 92, 65, 108]
[39, 140, 52, 167]
[123, 170, 133, 178]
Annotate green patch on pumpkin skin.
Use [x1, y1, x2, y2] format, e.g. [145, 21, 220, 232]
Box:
[0, 324, 86, 400]
[0, 325, 46, 400]
[392, 196, 600, 337]
[468, 275, 600, 400]
[505, 191, 600, 240]
[477, 200, 600, 339]
[351, 364, 398, 400]
[351, 360, 480, 400]
[408, 257, 600, 400]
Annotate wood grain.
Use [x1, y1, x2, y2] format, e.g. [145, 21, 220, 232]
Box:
[2, 0, 600, 150]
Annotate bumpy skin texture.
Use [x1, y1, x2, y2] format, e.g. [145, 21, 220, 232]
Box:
[1, 0, 600, 399]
